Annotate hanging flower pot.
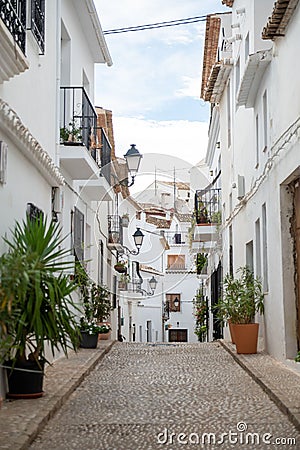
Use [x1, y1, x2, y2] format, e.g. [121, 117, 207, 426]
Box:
[114, 263, 127, 273]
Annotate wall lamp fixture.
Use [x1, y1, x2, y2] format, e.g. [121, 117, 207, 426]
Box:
[121, 228, 145, 255]
[123, 144, 143, 187]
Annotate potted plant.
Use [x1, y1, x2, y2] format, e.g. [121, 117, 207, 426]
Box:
[114, 260, 127, 273]
[118, 273, 130, 291]
[79, 318, 103, 348]
[60, 120, 82, 145]
[98, 323, 112, 341]
[217, 266, 264, 354]
[0, 216, 80, 398]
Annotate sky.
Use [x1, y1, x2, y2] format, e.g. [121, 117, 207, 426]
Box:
[94, 0, 228, 193]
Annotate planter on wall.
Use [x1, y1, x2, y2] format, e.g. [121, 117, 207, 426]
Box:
[232, 323, 259, 354]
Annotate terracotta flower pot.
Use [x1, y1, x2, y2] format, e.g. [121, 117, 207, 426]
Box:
[232, 323, 259, 354]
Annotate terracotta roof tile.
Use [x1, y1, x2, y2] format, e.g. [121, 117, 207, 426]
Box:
[262, 0, 299, 40]
[201, 15, 221, 99]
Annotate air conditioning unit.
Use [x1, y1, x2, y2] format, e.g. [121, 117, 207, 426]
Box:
[237, 175, 245, 200]
[0, 141, 8, 184]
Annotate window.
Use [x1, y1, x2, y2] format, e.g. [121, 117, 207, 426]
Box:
[30, 0, 45, 54]
[255, 219, 261, 278]
[73, 207, 84, 263]
[167, 254, 185, 270]
[263, 90, 268, 151]
[112, 275, 117, 309]
[27, 202, 43, 222]
[166, 294, 181, 312]
[246, 240, 254, 272]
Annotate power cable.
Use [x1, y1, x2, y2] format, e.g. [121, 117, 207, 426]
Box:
[103, 15, 206, 35]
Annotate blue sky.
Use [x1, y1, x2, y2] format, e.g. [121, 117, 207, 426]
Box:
[94, 0, 228, 188]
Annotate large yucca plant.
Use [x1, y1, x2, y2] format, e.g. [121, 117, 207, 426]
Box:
[0, 216, 80, 364]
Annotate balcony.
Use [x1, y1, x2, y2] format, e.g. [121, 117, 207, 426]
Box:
[0, 0, 29, 83]
[107, 215, 123, 252]
[194, 187, 221, 243]
[163, 231, 187, 246]
[60, 87, 112, 182]
[236, 50, 272, 108]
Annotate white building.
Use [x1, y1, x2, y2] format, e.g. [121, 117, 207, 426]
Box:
[0, 0, 113, 397]
[201, 0, 300, 362]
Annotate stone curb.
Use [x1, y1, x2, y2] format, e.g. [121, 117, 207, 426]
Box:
[219, 339, 300, 433]
[1, 341, 116, 450]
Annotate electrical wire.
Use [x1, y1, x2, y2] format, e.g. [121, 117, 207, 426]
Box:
[103, 15, 206, 35]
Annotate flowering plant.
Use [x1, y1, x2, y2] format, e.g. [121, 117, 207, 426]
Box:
[79, 318, 103, 335]
[98, 324, 111, 334]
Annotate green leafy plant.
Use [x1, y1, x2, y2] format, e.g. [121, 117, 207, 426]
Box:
[196, 253, 207, 275]
[60, 121, 82, 143]
[0, 216, 80, 364]
[75, 262, 111, 328]
[193, 289, 207, 342]
[98, 323, 111, 334]
[215, 266, 264, 325]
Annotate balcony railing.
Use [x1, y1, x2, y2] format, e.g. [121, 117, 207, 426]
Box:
[195, 187, 221, 225]
[166, 264, 186, 271]
[163, 231, 187, 246]
[0, 0, 27, 54]
[30, 0, 45, 54]
[60, 86, 98, 154]
[108, 215, 123, 247]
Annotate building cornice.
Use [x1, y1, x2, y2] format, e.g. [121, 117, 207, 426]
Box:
[0, 99, 64, 186]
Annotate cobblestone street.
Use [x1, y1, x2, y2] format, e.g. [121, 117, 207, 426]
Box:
[29, 342, 299, 450]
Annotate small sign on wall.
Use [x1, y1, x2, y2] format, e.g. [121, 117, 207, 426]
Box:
[0, 141, 8, 184]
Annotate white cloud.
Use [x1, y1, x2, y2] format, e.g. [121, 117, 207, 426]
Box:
[94, 0, 227, 184]
[113, 116, 208, 165]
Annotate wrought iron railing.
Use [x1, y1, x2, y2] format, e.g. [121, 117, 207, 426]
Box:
[108, 215, 123, 246]
[163, 231, 188, 245]
[195, 187, 221, 225]
[30, 0, 45, 54]
[166, 264, 186, 271]
[100, 129, 111, 184]
[60, 86, 98, 154]
[0, 0, 27, 54]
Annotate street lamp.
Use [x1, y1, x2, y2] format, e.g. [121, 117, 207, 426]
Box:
[136, 275, 158, 296]
[124, 144, 143, 187]
[121, 227, 145, 256]
[173, 297, 180, 310]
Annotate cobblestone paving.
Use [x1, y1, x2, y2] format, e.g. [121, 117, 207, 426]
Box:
[29, 342, 299, 450]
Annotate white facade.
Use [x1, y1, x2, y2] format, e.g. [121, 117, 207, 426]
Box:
[0, 0, 112, 397]
[202, 0, 300, 361]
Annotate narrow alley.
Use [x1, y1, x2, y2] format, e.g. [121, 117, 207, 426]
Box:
[27, 342, 299, 450]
